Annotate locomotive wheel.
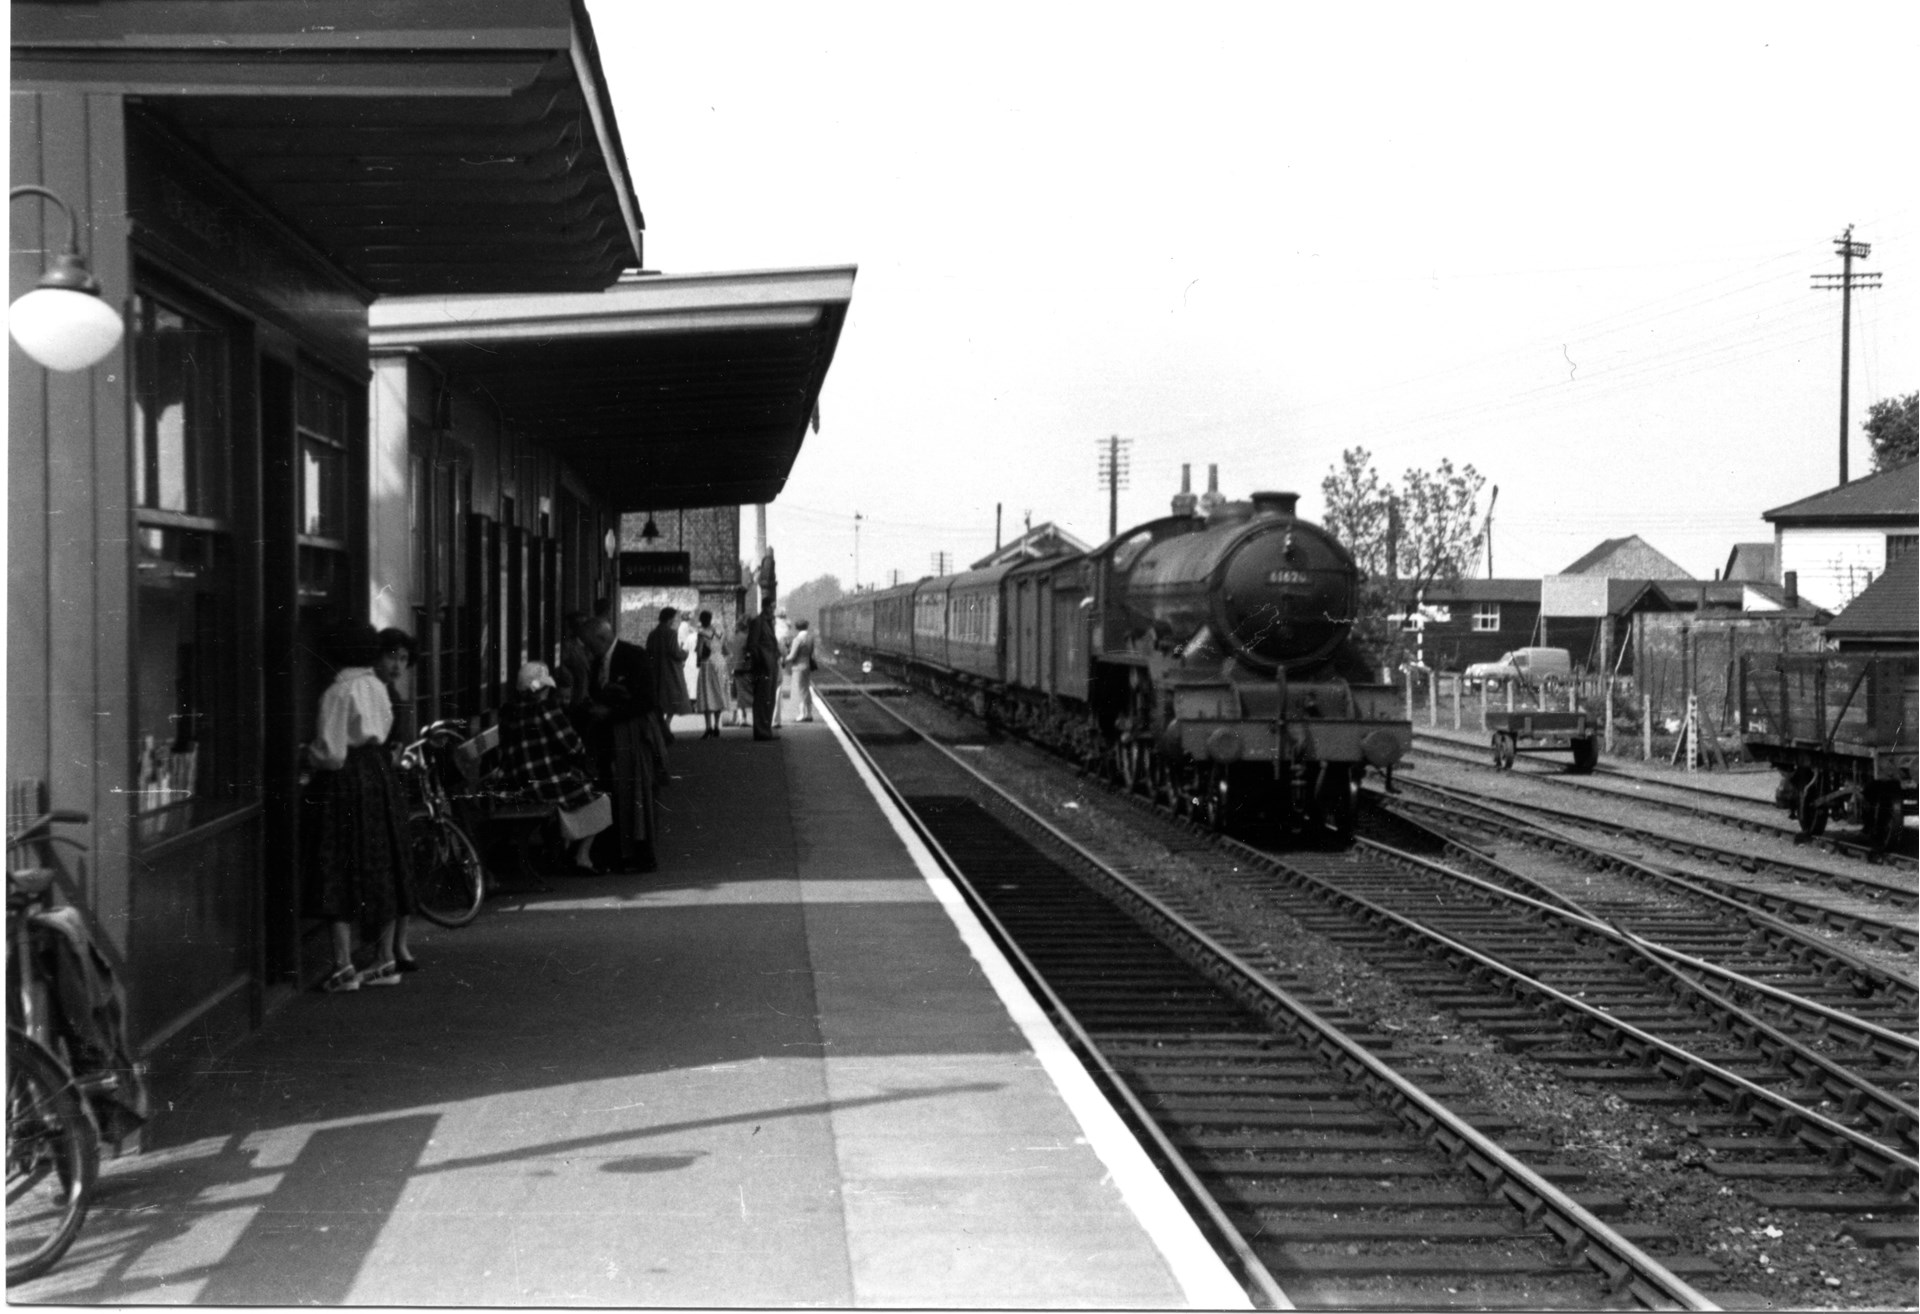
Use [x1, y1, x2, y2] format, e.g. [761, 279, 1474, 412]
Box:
[1318, 764, 1358, 843]
[1796, 777, 1828, 837]
[1491, 734, 1516, 771]
[1197, 764, 1232, 832]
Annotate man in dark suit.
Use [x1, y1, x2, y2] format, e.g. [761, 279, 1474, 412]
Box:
[579, 617, 660, 872]
[744, 595, 784, 741]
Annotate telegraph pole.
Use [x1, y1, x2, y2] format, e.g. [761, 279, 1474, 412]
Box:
[1097, 434, 1132, 538]
[1813, 225, 1882, 485]
[852, 510, 862, 590]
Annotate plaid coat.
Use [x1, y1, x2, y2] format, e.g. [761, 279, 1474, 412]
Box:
[496, 690, 600, 810]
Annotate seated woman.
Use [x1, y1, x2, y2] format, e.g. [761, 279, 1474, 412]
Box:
[495, 661, 610, 872]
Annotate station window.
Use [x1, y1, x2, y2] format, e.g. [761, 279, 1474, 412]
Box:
[1473, 603, 1501, 631]
[130, 288, 248, 842]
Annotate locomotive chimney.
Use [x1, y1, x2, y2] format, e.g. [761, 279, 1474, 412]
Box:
[1198, 464, 1225, 516]
[1251, 491, 1299, 517]
[1171, 464, 1198, 517]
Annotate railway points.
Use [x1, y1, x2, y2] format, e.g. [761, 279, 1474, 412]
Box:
[814, 662, 1920, 1308]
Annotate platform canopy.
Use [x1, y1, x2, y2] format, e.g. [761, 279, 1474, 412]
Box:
[12, 0, 642, 295]
[370, 267, 858, 510]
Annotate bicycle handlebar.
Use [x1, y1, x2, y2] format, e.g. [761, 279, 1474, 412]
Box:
[7, 810, 90, 844]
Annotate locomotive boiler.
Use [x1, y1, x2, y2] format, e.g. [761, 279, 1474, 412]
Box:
[1090, 491, 1407, 836]
[818, 486, 1410, 842]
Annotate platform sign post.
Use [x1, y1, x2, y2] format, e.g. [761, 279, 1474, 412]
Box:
[1685, 693, 1699, 773]
[1643, 695, 1653, 761]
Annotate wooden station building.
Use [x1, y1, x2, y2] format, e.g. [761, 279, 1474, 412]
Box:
[9, 0, 853, 1094]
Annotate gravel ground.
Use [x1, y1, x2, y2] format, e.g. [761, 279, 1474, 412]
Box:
[830, 684, 1919, 1310]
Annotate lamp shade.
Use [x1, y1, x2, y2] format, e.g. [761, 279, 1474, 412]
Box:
[10, 285, 124, 371]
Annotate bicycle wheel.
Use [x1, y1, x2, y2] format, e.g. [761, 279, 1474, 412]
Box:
[408, 813, 485, 929]
[7, 1030, 98, 1284]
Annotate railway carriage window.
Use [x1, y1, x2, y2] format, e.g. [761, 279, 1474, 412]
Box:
[1473, 604, 1501, 632]
[130, 289, 248, 842]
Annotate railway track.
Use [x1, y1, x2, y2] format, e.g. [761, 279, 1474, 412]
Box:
[818, 674, 1920, 1307]
[1385, 775, 1918, 957]
[814, 668, 1920, 1306]
[1411, 731, 1916, 871]
[824, 688, 1713, 1309]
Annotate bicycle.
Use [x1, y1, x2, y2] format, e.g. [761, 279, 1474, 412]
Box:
[7, 810, 100, 1284]
[397, 721, 486, 929]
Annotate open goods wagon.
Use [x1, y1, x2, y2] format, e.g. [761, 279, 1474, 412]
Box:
[1739, 651, 1916, 849]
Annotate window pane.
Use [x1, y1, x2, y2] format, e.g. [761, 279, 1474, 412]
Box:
[134, 525, 249, 839]
[301, 438, 344, 537]
[132, 293, 229, 518]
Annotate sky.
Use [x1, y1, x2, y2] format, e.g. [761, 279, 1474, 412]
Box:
[588, 2, 1918, 593]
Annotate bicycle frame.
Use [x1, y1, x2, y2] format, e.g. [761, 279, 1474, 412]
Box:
[6, 812, 88, 1053]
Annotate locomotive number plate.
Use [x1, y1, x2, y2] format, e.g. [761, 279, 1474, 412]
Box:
[1265, 569, 1311, 586]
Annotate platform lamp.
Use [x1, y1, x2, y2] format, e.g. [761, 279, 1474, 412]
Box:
[8, 185, 124, 371]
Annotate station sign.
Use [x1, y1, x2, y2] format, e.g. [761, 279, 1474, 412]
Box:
[619, 551, 691, 587]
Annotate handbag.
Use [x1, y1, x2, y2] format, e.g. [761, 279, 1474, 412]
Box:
[557, 792, 612, 841]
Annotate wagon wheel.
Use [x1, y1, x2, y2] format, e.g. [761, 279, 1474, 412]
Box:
[1568, 736, 1598, 775]
[1865, 784, 1905, 851]
[1491, 733, 1516, 771]
[1796, 776, 1828, 837]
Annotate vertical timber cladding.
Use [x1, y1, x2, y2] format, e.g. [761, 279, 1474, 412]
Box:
[120, 110, 372, 1068]
[8, 89, 135, 956]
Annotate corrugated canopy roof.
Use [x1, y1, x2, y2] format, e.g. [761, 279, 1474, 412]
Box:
[370, 268, 857, 511]
[12, 0, 642, 295]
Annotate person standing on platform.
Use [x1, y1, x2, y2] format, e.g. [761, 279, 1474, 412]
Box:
[784, 620, 817, 723]
[646, 607, 691, 743]
[556, 610, 593, 711]
[303, 622, 414, 992]
[729, 616, 754, 727]
[693, 609, 729, 737]
[374, 626, 421, 972]
[745, 596, 784, 741]
[771, 607, 793, 728]
[579, 617, 659, 873]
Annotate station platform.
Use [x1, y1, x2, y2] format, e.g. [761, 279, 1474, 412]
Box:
[15, 705, 1249, 1308]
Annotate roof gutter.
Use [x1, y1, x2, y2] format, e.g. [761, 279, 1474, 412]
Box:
[569, 5, 645, 270]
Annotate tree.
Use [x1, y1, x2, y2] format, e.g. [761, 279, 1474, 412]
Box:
[1864, 391, 1918, 472]
[1320, 447, 1488, 669]
[782, 574, 845, 628]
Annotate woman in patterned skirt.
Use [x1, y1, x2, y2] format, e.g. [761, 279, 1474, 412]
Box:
[304, 622, 415, 992]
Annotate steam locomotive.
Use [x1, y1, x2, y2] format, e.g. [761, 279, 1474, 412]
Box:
[817, 489, 1410, 839]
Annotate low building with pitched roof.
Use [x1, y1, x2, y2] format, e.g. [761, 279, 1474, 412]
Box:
[1762, 462, 1919, 611]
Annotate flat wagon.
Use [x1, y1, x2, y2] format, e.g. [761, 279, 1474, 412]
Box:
[1483, 709, 1599, 773]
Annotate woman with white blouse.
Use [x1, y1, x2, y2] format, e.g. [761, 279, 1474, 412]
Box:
[303, 622, 416, 992]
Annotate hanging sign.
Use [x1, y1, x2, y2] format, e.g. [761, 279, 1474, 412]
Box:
[620, 551, 691, 587]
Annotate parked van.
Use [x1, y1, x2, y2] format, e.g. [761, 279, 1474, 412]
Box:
[1464, 646, 1573, 690]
